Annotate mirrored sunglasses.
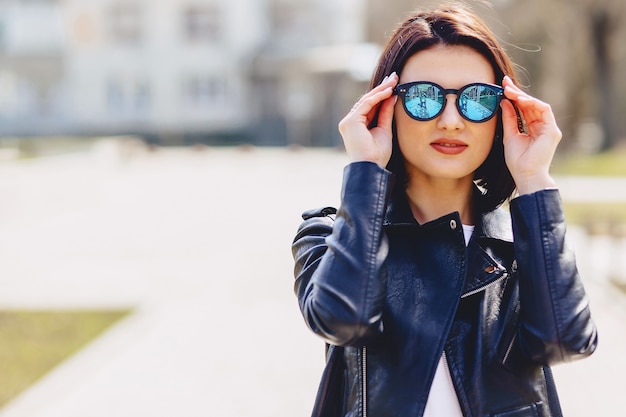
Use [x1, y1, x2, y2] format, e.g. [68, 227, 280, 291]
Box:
[393, 81, 504, 123]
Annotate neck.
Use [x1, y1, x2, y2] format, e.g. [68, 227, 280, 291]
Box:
[405, 175, 475, 225]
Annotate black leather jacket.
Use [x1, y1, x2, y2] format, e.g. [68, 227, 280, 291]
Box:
[292, 162, 597, 417]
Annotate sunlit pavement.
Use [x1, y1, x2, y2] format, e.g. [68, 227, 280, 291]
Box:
[0, 143, 624, 416]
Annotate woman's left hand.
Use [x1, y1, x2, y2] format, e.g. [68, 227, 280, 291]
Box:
[500, 76, 561, 195]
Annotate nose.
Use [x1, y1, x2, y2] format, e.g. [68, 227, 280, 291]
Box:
[436, 93, 465, 130]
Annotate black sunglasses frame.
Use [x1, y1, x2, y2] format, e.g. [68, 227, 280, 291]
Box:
[393, 81, 504, 123]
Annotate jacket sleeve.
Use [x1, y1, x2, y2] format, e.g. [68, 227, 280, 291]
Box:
[510, 189, 598, 365]
[291, 162, 392, 346]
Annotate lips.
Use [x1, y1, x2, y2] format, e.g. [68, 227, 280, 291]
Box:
[430, 139, 468, 155]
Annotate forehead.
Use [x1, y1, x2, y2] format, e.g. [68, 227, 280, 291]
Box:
[399, 44, 496, 87]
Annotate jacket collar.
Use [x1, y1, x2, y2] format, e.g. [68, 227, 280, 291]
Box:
[383, 186, 514, 298]
[383, 185, 513, 243]
[383, 188, 417, 226]
[475, 206, 513, 243]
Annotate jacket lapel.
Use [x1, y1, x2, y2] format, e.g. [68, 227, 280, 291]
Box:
[463, 207, 515, 297]
[383, 188, 515, 297]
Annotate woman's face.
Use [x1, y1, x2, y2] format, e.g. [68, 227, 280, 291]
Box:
[394, 44, 497, 184]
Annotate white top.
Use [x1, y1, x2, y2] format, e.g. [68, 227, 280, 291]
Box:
[462, 224, 474, 246]
[423, 224, 474, 417]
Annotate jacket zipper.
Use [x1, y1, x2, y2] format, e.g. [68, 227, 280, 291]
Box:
[442, 352, 456, 395]
[503, 332, 517, 364]
[442, 351, 465, 416]
[460, 274, 506, 299]
[362, 345, 368, 417]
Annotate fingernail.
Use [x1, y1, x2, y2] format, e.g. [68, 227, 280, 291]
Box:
[381, 75, 389, 84]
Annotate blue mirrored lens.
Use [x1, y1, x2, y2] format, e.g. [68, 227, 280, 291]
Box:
[404, 83, 444, 120]
[459, 85, 500, 121]
[399, 82, 502, 122]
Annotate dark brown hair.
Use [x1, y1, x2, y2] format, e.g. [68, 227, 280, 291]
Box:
[372, 3, 517, 213]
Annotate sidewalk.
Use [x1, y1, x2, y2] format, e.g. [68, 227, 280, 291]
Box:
[0, 144, 624, 416]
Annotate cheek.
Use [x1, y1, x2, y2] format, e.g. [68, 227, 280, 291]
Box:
[393, 107, 409, 142]
[478, 119, 498, 150]
[393, 103, 406, 126]
[394, 105, 424, 140]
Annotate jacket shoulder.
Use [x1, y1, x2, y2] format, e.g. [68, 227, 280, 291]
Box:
[292, 207, 337, 247]
[301, 206, 337, 220]
[479, 206, 513, 243]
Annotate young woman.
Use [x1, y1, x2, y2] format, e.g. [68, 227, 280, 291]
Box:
[292, 4, 597, 417]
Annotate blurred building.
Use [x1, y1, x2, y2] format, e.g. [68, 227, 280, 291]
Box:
[0, 0, 266, 145]
[2, 1, 625, 148]
[0, 0, 378, 146]
[0, 0, 65, 135]
[250, 0, 378, 146]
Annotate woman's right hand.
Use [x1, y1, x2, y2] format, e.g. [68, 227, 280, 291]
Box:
[338, 72, 398, 168]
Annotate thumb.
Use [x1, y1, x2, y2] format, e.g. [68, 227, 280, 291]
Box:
[500, 99, 522, 142]
[376, 95, 397, 133]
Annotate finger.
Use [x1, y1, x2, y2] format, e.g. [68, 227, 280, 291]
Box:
[502, 76, 549, 114]
[376, 72, 397, 90]
[351, 72, 398, 109]
[500, 99, 521, 140]
[339, 89, 394, 136]
[376, 95, 398, 132]
[502, 78, 546, 113]
[512, 95, 559, 131]
[502, 75, 527, 96]
[503, 85, 532, 103]
[502, 77, 539, 107]
[350, 85, 395, 118]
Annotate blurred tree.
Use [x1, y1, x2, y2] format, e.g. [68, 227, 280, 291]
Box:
[365, 0, 423, 46]
[363, 0, 626, 152]
[588, 3, 621, 151]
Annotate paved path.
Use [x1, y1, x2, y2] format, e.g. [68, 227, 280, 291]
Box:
[0, 143, 624, 416]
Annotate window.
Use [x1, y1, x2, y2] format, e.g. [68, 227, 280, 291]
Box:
[106, 80, 124, 110]
[0, 19, 5, 51]
[106, 76, 151, 115]
[270, 2, 312, 39]
[183, 6, 221, 42]
[182, 75, 227, 109]
[108, 4, 142, 45]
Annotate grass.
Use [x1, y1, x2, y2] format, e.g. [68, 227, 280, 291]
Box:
[0, 136, 109, 160]
[0, 309, 129, 408]
[563, 202, 626, 227]
[552, 147, 626, 177]
[551, 147, 626, 226]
